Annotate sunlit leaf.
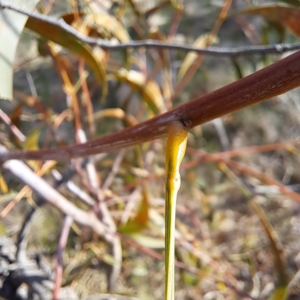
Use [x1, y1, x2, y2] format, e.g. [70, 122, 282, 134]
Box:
[0, 173, 8, 193]
[177, 34, 218, 82]
[118, 189, 149, 234]
[113, 69, 165, 114]
[234, 5, 300, 37]
[170, 0, 183, 10]
[90, 108, 137, 127]
[63, 12, 131, 69]
[73, 13, 130, 42]
[129, 234, 165, 249]
[268, 286, 288, 300]
[24, 128, 40, 150]
[25, 15, 107, 99]
[0, 0, 40, 100]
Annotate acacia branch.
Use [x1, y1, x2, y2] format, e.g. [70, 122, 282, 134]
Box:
[1, 50, 300, 161]
[0, 0, 300, 56]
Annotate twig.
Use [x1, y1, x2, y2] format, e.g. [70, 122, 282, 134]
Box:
[0, 147, 107, 236]
[187, 148, 300, 204]
[78, 130, 122, 292]
[0, 0, 300, 56]
[102, 149, 125, 190]
[52, 169, 95, 206]
[53, 215, 73, 300]
[0, 108, 25, 143]
[2, 49, 300, 161]
[16, 205, 37, 264]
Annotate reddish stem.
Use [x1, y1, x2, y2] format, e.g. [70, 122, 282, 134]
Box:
[2, 50, 300, 161]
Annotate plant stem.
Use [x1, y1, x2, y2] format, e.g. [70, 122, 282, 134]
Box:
[165, 121, 188, 300]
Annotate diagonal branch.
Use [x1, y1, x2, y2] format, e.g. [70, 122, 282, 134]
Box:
[0, 147, 108, 237]
[1, 49, 300, 161]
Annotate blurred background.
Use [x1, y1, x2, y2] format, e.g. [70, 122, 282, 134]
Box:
[1, 0, 300, 299]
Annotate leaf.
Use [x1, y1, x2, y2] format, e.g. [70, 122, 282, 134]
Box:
[0, 0, 40, 100]
[170, 0, 183, 10]
[118, 189, 149, 234]
[0, 172, 8, 193]
[129, 234, 165, 249]
[72, 13, 130, 42]
[268, 286, 288, 300]
[113, 69, 165, 114]
[0, 223, 6, 235]
[234, 5, 300, 37]
[177, 34, 218, 82]
[24, 128, 40, 150]
[25, 15, 107, 99]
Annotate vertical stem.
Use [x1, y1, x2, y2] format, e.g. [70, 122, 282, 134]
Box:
[165, 121, 188, 300]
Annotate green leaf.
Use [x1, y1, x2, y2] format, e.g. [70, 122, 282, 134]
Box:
[0, 0, 40, 100]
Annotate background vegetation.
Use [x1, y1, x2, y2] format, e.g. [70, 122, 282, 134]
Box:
[1, 0, 300, 299]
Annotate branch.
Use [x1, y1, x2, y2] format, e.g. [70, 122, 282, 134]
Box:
[1, 49, 300, 161]
[0, 0, 300, 56]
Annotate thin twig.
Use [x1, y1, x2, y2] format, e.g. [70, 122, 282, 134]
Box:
[2, 48, 300, 161]
[0, 0, 300, 56]
[102, 149, 125, 190]
[78, 130, 122, 292]
[53, 215, 73, 300]
[0, 109, 25, 142]
[0, 148, 107, 236]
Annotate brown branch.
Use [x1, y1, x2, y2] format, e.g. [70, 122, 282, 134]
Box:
[1, 50, 300, 161]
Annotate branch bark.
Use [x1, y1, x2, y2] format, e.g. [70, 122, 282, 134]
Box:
[1, 50, 300, 161]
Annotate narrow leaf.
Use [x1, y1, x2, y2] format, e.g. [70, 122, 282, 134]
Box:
[118, 189, 149, 234]
[177, 34, 218, 82]
[25, 15, 107, 99]
[0, 173, 8, 193]
[113, 69, 165, 114]
[72, 13, 130, 42]
[0, 0, 40, 100]
[129, 234, 165, 249]
[24, 128, 40, 150]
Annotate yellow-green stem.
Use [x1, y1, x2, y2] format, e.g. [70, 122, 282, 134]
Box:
[165, 121, 188, 300]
